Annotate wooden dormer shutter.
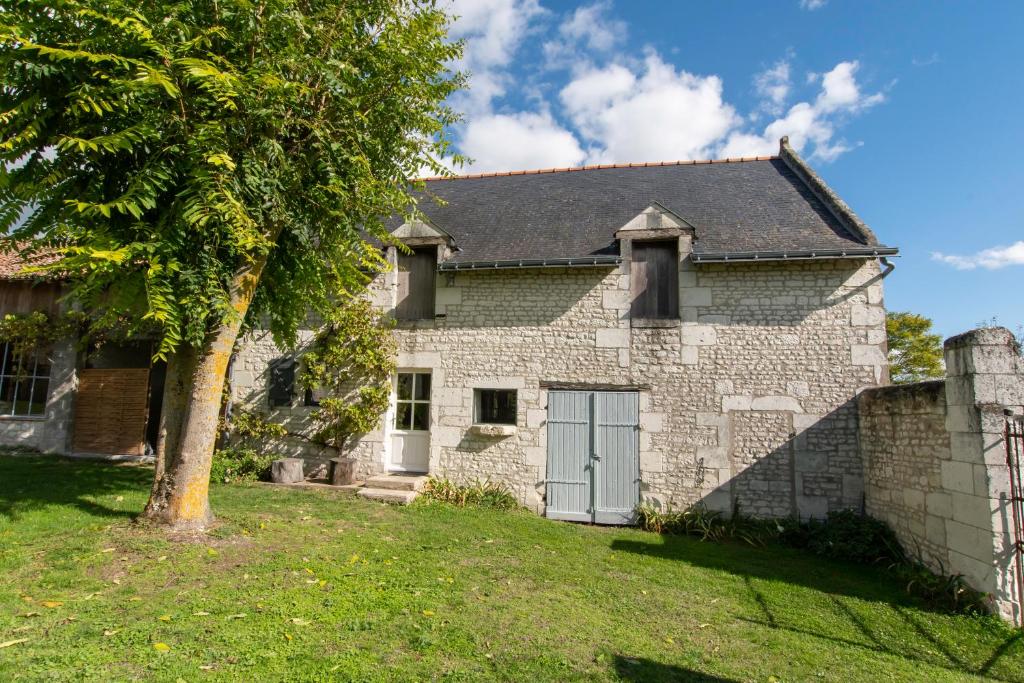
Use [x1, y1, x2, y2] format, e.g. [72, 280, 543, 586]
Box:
[631, 241, 679, 319]
[396, 248, 437, 320]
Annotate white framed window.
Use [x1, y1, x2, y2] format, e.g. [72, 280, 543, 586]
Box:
[474, 389, 517, 425]
[394, 372, 431, 431]
[0, 342, 51, 417]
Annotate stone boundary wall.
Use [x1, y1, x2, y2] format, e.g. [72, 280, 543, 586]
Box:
[860, 327, 1024, 625]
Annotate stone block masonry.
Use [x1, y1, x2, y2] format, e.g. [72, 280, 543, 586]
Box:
[233, 237, 888, 521]
[860, 327, 1023, 625]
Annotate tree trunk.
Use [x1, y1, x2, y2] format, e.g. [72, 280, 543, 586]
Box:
[143, 256, 269, 530]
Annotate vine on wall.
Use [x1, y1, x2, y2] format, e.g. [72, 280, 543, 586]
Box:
[299, 297, 397, 454]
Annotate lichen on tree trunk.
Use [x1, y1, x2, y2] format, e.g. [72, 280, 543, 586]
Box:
[143, 259, 267, 530]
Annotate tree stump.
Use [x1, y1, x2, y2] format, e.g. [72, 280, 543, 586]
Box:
[329, 457, 356, 486]
[271, 458, 305, 484]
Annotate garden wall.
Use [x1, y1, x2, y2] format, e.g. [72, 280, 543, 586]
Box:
[859, 327, 1023, 625]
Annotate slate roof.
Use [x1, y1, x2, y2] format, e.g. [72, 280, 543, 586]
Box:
[409, 141, 896, 268]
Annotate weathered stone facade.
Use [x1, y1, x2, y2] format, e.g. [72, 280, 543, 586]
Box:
[860, 328, 1024, 624]
[232, 232, 889, 520]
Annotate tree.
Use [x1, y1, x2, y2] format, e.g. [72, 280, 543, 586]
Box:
[0, 0, 463, 529]
[886, 311, 944, 384]
[299, 297, 396, 455]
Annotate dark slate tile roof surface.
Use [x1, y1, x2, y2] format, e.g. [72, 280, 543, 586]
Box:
[409, 157, 894, 264]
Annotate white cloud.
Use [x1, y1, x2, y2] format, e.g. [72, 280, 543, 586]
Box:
[560, 54, 740, 163]
[445, 0, 546, 115]
[557, 1, 625, 52]
[754, 60, 791, 115]
[800, 0, 827, 10]
[719, 60, 883, 162]
[932, 241, 1024, 270]
[543, 1, 625, 71]
[459, 111, 585, 172]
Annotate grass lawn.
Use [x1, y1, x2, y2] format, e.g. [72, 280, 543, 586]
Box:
[0, 456, 1021, 682]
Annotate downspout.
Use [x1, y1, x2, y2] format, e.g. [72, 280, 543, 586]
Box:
[879, 256, 895, 279]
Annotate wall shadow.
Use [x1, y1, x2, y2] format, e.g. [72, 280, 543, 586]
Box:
[0, 454, 149, 521]
[613, 655, 738, 682]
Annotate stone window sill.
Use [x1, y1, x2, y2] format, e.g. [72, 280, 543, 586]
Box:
[468, 423, 517, 437]
[630, 318, 679, 329]
[0, 415, 47, 422]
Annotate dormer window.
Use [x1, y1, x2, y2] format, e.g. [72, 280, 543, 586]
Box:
[630, 241, 678, 319]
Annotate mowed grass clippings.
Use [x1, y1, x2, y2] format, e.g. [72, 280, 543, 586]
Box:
[0, 455, 1021, 682]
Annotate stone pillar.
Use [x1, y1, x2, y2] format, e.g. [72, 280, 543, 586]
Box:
[37, 334, 78, 455]
[942, 327, 1023, 625]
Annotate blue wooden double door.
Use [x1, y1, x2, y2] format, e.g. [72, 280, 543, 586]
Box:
[545, 390, 640, 525]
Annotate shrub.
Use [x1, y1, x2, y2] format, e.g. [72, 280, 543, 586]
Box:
[210, 446, 276, 484]
[419, 477, 519, 510]
[636, 501, 768, 546]
[793, 510, 905, 565]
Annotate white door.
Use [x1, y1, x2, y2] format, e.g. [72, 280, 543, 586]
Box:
[389, 371, 431, 472]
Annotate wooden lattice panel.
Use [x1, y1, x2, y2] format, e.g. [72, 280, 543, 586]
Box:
[72, 368, 150, 455]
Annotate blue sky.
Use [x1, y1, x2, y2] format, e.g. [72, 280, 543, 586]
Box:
[442, 0, 1024, 339]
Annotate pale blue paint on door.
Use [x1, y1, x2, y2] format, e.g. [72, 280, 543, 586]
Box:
[545, 390, 639, 525]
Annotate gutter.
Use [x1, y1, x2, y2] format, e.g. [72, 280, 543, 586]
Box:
[692, 247, 899, 263]
[438, 256, 621, 271]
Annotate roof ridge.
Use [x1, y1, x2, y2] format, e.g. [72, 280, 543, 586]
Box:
[415, 155, 778, 182]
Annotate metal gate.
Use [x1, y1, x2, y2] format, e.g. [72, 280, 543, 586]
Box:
[546, 390, 639, 525]
[1006, 415, 1024, 623]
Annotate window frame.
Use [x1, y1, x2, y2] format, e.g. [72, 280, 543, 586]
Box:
[0, 341, 51, 418]
[630, 239, 680, 320]
[394, 372, 431, 432]
[473, 388, 518, 426]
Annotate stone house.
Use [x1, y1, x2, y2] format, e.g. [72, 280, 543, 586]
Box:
[231, 137, 899, 521]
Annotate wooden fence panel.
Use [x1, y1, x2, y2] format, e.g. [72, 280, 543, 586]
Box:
[72, 368, 150, 455]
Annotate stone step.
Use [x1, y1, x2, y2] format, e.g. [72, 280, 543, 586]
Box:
[364, 474, 428, 491]
[357, 487, 418, 505]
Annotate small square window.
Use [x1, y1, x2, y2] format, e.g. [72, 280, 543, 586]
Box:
[474, 389, 517, 425]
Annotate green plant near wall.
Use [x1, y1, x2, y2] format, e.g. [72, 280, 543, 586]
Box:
[299, 298, 397, 456]
[212, 409, 287, 483]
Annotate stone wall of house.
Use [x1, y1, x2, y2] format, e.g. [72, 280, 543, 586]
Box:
[0, 335, 77, 455]
[232, 235, 889, 519]
[860, 327, 1023, 625]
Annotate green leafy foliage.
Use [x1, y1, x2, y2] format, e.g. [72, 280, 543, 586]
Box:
[636, 502, 767, 546]
[0, 0, 464, 358]
[419, 477, 519, 510]
[789, 510, 905, 565]
[213, 409, 286, 482]
[886, 311, 944, 384]
[222, 408, 288, 442]
[299, 298, 396, 452]
[209, 446, 275, 484]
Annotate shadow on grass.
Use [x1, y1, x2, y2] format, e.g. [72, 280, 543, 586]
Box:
[0, 454, 152, 521]
[613, 655, 737, 682]
[611, 534, 1024, 681]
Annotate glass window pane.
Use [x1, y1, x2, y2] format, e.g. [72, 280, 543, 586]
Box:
[477, 389, 517, 425]
[28, 378, 48, 415]
[397, 374, 413, 400]
[412, 402, 429, 431]
[12, 377, 28, 416]
[414, 373, 431, 401]
[0, 376, 13, 415]
[394, 402, 412, 430]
